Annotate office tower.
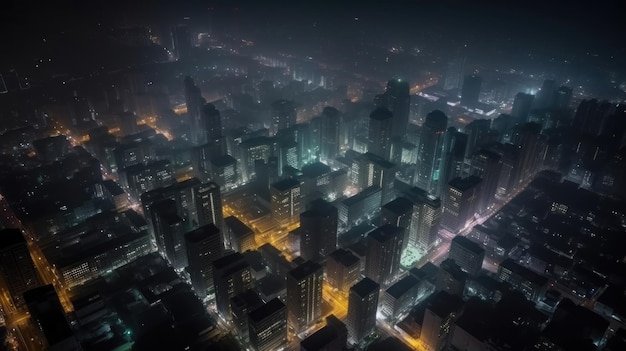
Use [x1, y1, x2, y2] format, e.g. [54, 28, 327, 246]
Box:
[171, 24, 192, 59]
[185, 223, 224, 297]
[402, 186, 441, 252]
[286, 260, 323, 331]
[300, 199, 338, 262]
[278, 138, 300, 171]
[151, 199, 188, 269]
[347, 277, 379, 343]
[381, 197, 414, 250]
[440, 127, 468, 194]
[495, 143, 521, 199]
[381, 79, 411, 139]
[240, 136, 273, 182]
[248, 298, 288, 351]
[184, 76, 206, 145]
[23, 285, 79, 350]
[201, 103, 222, 142]
[460, 75, 482, 107]
[270, 178, 301, 227]
[300, 315, 348, 351]
[464, 119, 491, 160]
[0, 228, 42, 308]
[442, 176, 482, 233]
[224, 216, 255, 253]
[470, 149, 502, 213]
[365, 224, 404, 286]
[210, 154, 238, 190]
[448, 236, 485, 276]
[510, 122, 543, 187]
[271, 100, 296, 136]
[368, 107, 394, 160]
[356, 152, 397, 204]
[555, 86, 573, 109]
[141, 177, 204, 232]
[194, 181, 224, 243]
[491, 114, 514, 142]
[326, 249, 360, 295]
[534, 79, 557, 109]
[420, 291, 464, 351]
[213, 252, 255, 319]
[320, 106, 341, 163]
[381, 275, 420, 318]
[443, 55, 466, 91]
[436, 258, 468, 296]
[415, 110, 448, 196]
[231, 290, 264, 346]
[511, 92, 534, 125]
[497, 258, 548, 302]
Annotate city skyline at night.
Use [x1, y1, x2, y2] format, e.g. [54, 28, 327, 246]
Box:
[0, 1, 625, 351]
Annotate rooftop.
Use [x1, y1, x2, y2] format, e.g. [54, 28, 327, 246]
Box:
[288, 260, 322, 281]
[382, 197, 414, 215]
[271, 177, 300, 192]
[385, 275, 419, 299]
[248, 297, 286, 323]
[350, 277, 379, 298]
[449, 175, 483, 192]
[328, 248, 360, 268]
[368, 224, 402, 243]
[451, 235, 485, 255]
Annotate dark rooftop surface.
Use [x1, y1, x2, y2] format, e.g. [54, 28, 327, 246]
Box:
[224, 216, 253, 236]
[426, 290, 464, 318]
[301, 162, 331, 178]
[248, 297, 285, 323]
[382, 197, 413, 215]
[368, 224, 402, 243]
[288, 260, 322, 281]
[386, 275, 419, 299]
[448, 175, 482, 192]
[499, 258, 548, 285]
[328, 248, 360, 268]
[451, 235, 485, 255]
[300, 324, 338, 351]
[350, 277, 379, 298]
[271, 177, 300, 192]
[0, 228, 25, 248]
[184, 223, 221, 243]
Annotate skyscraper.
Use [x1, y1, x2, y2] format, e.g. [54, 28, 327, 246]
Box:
[382, 79, 411, 139]
[415, 110, 448, 196]
[270, 178, 301, 227]
[24, 285, 79, 350]
[201, 103, 222, 143]
[460, 75, 482, 108]
[511, 92, 534, 125]
[300, 199, 338, 262]
[555, 86, 573, 109]
[184, 76, 206, 145]
[448, 235, 485, 276]
[320, 106, 341, 163]
[347, 277, 380, 343]
[151, 199, 188, 269]
[365, 224, 404, 286]
[534, 79, 557, 110]
[185, 223, 224, 297]
[194, 181, 224, 243]
[326, 249, 361, 295]
[381, 197, 414, 250]
[171, 24, 192, 60]
[0, 228, 42, 308]
[213, 252, 255, 319]
[470, 149, 503, 213]
[403, 186, 442, 253]
[510, 122, 543, 187]
[443, 55, 467, 91]
[441, 176, 483, 233]
[287, 260, 323, 331]
[440, 127, 468, 195]
[368, 107, 394, 160]
[464, 119, 491, 160]
[271, 100, 297, 136]
[248, 298, 288, 351]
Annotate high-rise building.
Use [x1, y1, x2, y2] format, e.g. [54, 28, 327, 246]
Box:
[0, 228, 42, 308]
[231, 289, 264, 346]
[286, 260, 323, 331]
[300, 315, 348, 351]
[460, 75, 482, 108]
[443, 55, 467, 91]
[326, 248, 360, 295]
[448, 236, 485, 276]
[402, 186, 441, 253]
[440, 127, 468, 194]
[381, 197, 414, 250]
[464, 119, 491, 160]
[184, 76, 206, 145]
[368, 107, 394, 160]
[347, 277, 379, 343]
[441, 176, 482, 233]
[248, 298, 288, 351]
[185, 223, 224, 297]
[365, 224, 404, 286]
[171, 24, 192, 60]
[201, 103, 222, 143]
[300, 199, 338, 262]
[224, 216, 255, 253]
[24, 285, 79, 350]
[511, 92, 534, 125]
[320, 106, 341, 163]
[415, 110, 448, 196]
[354, 152, 397, 204]
[141, 177, 204, 233]
[470, 149, 502, 213]
[420, 291, 464, 351]
[213, 252, 255, 319]
[151, 199, 188, 269]
[194, 181, 224, 243]
[270, 178, 301, 227]
[534, 79, 557, 110]
[510, 122, 543, 188]
[555, 86, 573, 109]
[271, 100, 296, 136]
[381, 79, 411, 139]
